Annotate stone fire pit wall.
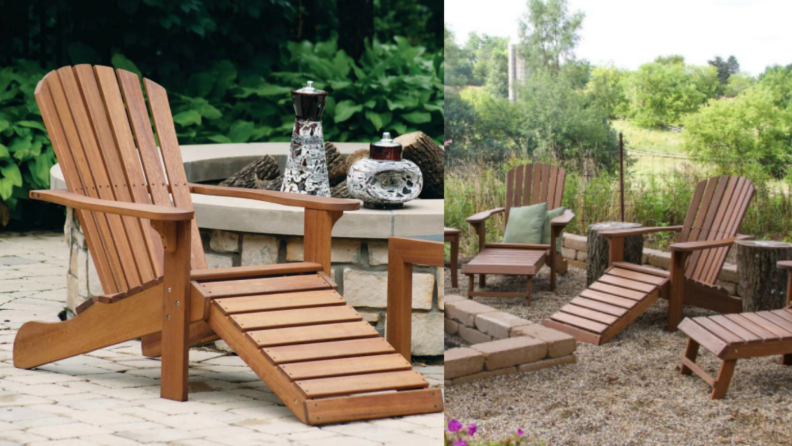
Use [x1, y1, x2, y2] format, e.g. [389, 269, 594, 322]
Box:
[55, 142, 445, 358]
[444, 295, 576, 386]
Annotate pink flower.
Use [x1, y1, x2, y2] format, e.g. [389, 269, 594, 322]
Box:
[453, 440, 468, 446]
[468, 424, 477, 436]
[517, 428, 524, 437]
[448, 419, 463, 433]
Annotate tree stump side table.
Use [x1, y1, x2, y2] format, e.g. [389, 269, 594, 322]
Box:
[587, 222, 644, 286]
[444, 227, 461, 288]
[737, 240, 792, 312]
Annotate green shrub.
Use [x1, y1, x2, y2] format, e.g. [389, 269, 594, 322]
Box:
[0, 60, 53, 226]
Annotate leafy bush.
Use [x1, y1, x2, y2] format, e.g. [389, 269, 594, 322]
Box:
[585, 65, 629, 118]
[683, 85, 791, 179]
[626, 60, 719, 128]
[0, 60, 54, 226]
[166, 38, 444, 145]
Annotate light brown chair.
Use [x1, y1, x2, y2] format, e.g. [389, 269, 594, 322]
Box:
[545, 176, 754, 345]
[14, 65, 442, 425]
[462, 164, 574, 305]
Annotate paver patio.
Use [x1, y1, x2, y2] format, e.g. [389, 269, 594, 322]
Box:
[0, 231, 443, 446]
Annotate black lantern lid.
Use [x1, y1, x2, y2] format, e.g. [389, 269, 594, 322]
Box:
[370, 132, 402, 161]
[292, 81, 327, 120]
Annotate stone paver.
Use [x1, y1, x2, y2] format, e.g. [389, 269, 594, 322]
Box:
[0, 231, 442, 445]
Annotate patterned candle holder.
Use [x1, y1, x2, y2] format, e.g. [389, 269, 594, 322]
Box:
[347, 132, 423, 209]
[281, 81, 331, 197]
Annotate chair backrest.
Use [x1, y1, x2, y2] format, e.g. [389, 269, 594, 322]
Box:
[35, 65, 206, 295]
[504, 164, 566, 221]
[677, 176, 754, 285]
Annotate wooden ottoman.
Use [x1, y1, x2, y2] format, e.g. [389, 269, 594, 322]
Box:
[461, 247, 547, 305]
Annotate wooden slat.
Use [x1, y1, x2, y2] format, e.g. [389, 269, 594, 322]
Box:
[579, 289, 635, 308]
[678, 318, 729, 355]
[546, 166, 557, 207]
[47, 70, 129, 291]
[570, 297, 627, 317]
[598, 275, 656, 293]
[550, 312, 608, 334]
[216, 290, 345, 315]
[724, 314, 776, 340]
[144, 79, 206, 270]
[695, 317, 745, 344]
[201, 274, 332, 298]
[559, 304, 618, 325]
[505, 168, 514, 220]
[772, 309, 792, 324]
[742, 313, 792, 339]
[280, 353, 411, 380]
[610, 262, 670, 278]
[708, 315, 762, 343]
[93, 66, 163, 275]
[513, 165, 523, 209]
[678, 180, 707, 242]
[191, 262, 322, 282]
[756, 311, 792, 335]
[264, 338, 395, 364]
[231, 306, 361, 331]
[553, 169, 565, 208]
[59, 67, 143, 289]
[608, 268, 668, 285]
[687, 176, 728, 278]
[692, 176, 736, 282]
[296, 370, 427, 398]
[589, 282, 645, 301]
[248, 322, 378, 347]
[531, 164, 542, 204]
[73, 65, 157, 284]
[36, 76, 118, 293]
[305, 388, 442, 425]
[523, 164, 533, 206]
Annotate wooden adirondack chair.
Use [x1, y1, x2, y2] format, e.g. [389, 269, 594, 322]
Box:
[544, 176, 755, 345]
[14, 65, 443, 425]
[679, 261, 792, 399]
[462, 164, 575, 305]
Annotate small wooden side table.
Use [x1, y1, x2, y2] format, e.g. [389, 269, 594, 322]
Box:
[444, 227, 460, 287]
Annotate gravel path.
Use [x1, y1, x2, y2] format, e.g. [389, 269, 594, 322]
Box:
[444, 264, 792, 446]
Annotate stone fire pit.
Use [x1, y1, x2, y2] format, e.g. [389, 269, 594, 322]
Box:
[51, 142, 444, 357]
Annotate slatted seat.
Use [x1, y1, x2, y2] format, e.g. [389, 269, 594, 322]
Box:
[464, 164, 575, 305]
[14, 65, 443, 425]
[679, 261, 792, 399]
[546, 176, 755, 344]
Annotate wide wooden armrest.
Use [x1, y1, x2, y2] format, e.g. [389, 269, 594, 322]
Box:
[485, 242, 552, 250]
[600, 225, 683, 238]
[189, 183, 360, 212]
[30, 190, 194, 221]
[670, 237, 737, 253]
[551, 209, 575, 227]
[736, 234, 754, 241]
[467, 207, 505, 224]
[777, 261, 792, 271]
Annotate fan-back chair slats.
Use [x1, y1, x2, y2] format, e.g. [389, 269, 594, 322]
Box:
[505, 163, 566, 221]
[37, 65, 207, 295]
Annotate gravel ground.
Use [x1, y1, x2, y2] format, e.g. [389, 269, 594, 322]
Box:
[444, 264, 792, 446]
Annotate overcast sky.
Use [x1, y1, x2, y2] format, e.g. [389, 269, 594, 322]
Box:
[445, 0, 792, 75]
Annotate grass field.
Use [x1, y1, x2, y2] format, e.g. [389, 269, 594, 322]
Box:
[611, 120, 702, 178]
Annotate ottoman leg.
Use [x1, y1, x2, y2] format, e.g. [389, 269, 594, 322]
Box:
[525, 278, 533, 306]
[467, 275, 474, 298]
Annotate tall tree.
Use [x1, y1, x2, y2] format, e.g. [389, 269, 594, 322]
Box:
[708, 55, 740, 86]
[517, 0, 584, 73]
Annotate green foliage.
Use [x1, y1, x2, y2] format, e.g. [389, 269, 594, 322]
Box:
[166, 38, 443, 145]
[683, 85, 791, 179]
[724, 72, 754, 98]
[625, 60, 719, 128]
[585, 65, 628, 118]
[0, 60, 53, 225]
[518, 0, 584, 73]
[708, 55, 740, 87]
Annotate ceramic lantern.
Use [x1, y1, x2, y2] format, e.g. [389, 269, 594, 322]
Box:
[281, 81, 331, 197]
[347, 132, 423, 209]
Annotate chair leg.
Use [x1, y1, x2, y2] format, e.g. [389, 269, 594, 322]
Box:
[710, 359, 737, 400]
[525, 278, 533, 306]
[680, 339, 700, 375]
[549, 254, 557, 292]
[479, 274, 486, 287]
[467, 275, 474, 298]
[782, 354, 792, 366]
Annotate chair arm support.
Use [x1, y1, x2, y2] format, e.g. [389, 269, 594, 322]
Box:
[600, 225, 683, 238]
[670, 237, 737, 253]
[777, 261, 792, 271]
[551, 209, 575, 227]
[30, 190, 194, 221]
[189, 183, 360, 212]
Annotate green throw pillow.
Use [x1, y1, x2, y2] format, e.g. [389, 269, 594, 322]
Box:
[503, 202, 547, 244]
[542, 206, 566, 252]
